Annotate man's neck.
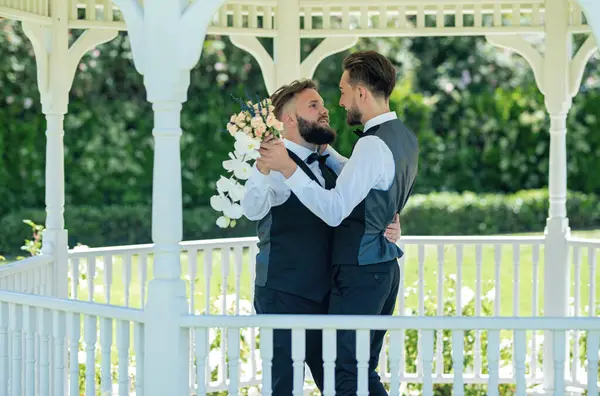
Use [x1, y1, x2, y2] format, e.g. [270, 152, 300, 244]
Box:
[284, 133, 317, 152]
[361, 107, 391, 126]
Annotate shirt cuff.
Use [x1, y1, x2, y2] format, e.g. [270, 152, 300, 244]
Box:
[284, 166, 313, 190]
[250, 165, 270, 185]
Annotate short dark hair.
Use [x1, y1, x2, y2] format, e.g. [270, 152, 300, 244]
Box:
[270, 79, 317, 120]
[342, 50, 396, 99]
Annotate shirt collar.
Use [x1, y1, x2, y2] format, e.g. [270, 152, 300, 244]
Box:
[283, 138, 317, 161]
[364, 111, 398, 133]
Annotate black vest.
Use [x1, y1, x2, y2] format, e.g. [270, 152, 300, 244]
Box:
[331, 119, 419, 266]
[254, 150, 337, 302]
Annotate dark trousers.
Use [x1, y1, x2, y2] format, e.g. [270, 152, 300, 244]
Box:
[254, 286, 329, 395]
[328, 259, 400, 396]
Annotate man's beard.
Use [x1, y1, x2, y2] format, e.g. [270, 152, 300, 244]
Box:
[297, 116, 337, 145]
[346, 102, 362, 126]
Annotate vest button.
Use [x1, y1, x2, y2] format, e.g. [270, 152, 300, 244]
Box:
[374, 274, 379, 279]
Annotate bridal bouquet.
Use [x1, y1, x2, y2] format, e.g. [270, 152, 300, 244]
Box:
[210, 97, 284, 228]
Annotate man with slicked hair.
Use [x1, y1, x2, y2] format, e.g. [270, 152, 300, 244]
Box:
[242, 78, 402, 395]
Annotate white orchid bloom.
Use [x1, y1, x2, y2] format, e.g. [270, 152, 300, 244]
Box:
[216, 176, 235, 194]
[223, 152, 249, 173]
[228, 181, 246, 202]
[234, 132, 261, 156]
[223, 202, 243, 219]
[233, 161, 252, 180]
[210, 194, 231, 212]
[216, 216, 231, 228]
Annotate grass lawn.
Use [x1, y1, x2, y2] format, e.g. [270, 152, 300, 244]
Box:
[75, 229, 600, 317]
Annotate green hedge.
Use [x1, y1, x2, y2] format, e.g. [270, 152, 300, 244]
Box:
[2, 189, 600, 257]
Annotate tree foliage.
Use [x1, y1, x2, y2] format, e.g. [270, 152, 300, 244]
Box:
[1, 20, 599, 218]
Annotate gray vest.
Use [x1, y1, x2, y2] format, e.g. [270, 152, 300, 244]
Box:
[331, 119, 419, 265]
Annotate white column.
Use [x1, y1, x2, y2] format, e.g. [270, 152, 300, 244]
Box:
[542, 0, 572, 391]
[22, 0, 117, 298]
[274, 0, 301, 87]
[577, 0, 600, 44]
[486, 1, 598, 392]
[113, 0, 224, 394]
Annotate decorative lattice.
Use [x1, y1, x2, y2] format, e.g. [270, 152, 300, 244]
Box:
[0, 0, 591, 35]
[67, 0, 123, 26]
[0, 0, 49, 17]
[209, 1, 278, 37]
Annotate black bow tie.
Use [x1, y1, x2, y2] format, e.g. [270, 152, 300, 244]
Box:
[353, 129, 363, 137]
[306, 152, 329, 165]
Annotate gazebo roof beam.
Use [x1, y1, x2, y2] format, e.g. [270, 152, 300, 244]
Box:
[0, 0, 592, 37]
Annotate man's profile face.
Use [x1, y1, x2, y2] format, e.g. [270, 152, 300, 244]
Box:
[294, 89, 336, 145]
[339, 71, 362, 126]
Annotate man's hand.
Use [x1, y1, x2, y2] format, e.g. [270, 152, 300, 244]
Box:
[256, 134, 278, 174]
[259, 139, 297, 178]
[384, 213, 401, 243]
[256, 158, 270, 175]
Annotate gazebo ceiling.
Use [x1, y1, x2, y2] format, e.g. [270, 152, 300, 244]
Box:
[0, 0, 592, 38]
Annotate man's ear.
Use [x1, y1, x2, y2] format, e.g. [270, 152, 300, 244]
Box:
[357, 86, 367, 101]
[282, 112, 296, 126]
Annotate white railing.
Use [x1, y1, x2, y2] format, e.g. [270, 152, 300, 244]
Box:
[68, 235, 549, 314]
[180, 314, 600, 396]
[1, 234, 598, 395]
[567, 237, 600, 389]
[67, 237, 259, 311]
[68, 236, 551, 389]
[63, 234, 600, 392]
[0, 290, 144, 396]
[0, 254, 54, 295]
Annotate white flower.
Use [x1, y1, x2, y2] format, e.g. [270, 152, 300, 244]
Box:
[233, 161, 252, 180]
[216, 176, 235, 194]
[210, 194, 231, 212]
[484, 287, 496, 302]
[223, 202, 243, 219]
[223, 152, 252, 180]
[247, 386, 261, 396]
[228, 181, 246, 202]
[216, 216, 230, 228]
[208, 349, 222, 370]
[223, 152, 246, 171]
[234, 132, 261, 156]
[461, 286, 475, 306]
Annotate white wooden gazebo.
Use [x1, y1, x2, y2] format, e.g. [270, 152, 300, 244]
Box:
[1, 0, 600, 395]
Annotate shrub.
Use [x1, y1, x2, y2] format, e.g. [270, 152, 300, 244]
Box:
[1, 189, 599, 257]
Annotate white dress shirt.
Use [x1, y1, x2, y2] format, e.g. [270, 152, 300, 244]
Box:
[284, 112, 397, 227]
[241, 139, 348, 221]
